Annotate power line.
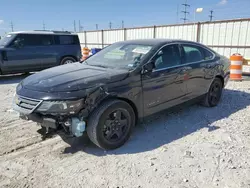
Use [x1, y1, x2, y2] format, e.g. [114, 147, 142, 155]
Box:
[10, 21, 14, 32]
[181, 0, 190, 23]
[209, 10, 214, 22]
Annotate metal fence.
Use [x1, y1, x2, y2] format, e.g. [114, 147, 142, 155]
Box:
[77, 18, 250, 59]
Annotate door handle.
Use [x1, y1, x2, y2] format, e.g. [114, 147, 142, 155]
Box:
[181, 69, 187, 73]
[206, 64, 212, 68]
[180, 67, 191, 73]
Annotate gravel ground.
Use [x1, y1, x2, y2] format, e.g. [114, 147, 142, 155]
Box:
[0, 75, 250, 188]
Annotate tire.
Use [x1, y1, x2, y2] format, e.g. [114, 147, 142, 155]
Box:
[201, 78, 223, 107]
[87, 99, 135, 150]
[60, 57, 76, 65]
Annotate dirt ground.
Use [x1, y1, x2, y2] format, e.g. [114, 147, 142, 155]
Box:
[0, 75, 250, 188]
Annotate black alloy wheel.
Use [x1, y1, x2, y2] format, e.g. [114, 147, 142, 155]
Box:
[103, 109, 130, 143]
[201, 78, 223, 107]
[87, 100, 135, 150]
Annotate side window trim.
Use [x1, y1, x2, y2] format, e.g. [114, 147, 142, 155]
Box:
[143, 42, 216, 73]
[178, 44, 186, 65]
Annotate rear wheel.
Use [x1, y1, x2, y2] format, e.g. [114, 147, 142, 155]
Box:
[201, 78, 223, 107]
[60, 57, 76, 65]
[87, 99, 135, 150]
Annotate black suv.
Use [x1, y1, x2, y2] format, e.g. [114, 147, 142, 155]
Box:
[0, 30, 81, 74]
[13, 39, 230, 150]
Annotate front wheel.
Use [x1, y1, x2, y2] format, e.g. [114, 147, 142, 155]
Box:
[201, 78, 223, 107]
[87, 99, 135, 150]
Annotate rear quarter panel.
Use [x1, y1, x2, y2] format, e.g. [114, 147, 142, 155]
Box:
[220, 55, 230, 86]
[206, 54, 230, 90]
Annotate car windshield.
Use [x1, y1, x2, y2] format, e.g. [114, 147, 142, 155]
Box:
[83, 43, 153, 70]
[0, 34, 16, 46]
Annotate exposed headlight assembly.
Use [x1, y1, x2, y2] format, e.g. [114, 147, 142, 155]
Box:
[36, 99, 84, 114]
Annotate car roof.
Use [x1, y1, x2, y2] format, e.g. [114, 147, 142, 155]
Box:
[8, 30, 77, 35]
[118, 39, 205, 47]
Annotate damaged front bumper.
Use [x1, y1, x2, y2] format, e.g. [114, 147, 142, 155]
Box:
[19, 112, 86, 137]
[13, 95, 86, 137]
[13, 86, 109, 137]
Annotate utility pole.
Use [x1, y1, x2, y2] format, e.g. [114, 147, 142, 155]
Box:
[10, 21, 14, 32]
[43, 21, 45, 30]
[122, 20, 124, 29]
[78, 20, 84, 32]
[78, 20, 81, 32]
[74, 20, 76, 32]
[209, 10, 214, 22]
[109, 22, 112, 29]
[181, 0, 190, 23]
[96, 24, 99, 30]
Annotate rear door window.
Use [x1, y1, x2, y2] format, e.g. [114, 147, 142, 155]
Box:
[202, 48, 214, 60]
[183, 45, 204, 63]
[39, 35, 54, 46]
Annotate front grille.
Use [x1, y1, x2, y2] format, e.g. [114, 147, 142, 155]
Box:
[16, 95, 42, 112]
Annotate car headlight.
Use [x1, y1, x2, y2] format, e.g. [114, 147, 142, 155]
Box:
[36, 99, 84, 114]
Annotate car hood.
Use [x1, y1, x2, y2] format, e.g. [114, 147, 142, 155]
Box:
[21, 63, 129, 92]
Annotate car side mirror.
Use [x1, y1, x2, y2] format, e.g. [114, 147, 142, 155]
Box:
[143, 61, 155, 73]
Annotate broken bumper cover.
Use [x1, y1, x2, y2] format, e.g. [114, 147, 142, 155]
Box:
[19, 112, 85, 137]
[17, 110, 58, 130]
[13, 103, 85, 137]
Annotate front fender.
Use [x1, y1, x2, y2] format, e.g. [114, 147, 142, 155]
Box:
[81, 77, 143, 120]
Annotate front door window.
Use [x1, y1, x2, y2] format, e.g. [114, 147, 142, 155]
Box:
[154, 44, 182, 70]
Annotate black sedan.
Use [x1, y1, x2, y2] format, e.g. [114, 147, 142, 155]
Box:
[13, 39, 230, 150]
